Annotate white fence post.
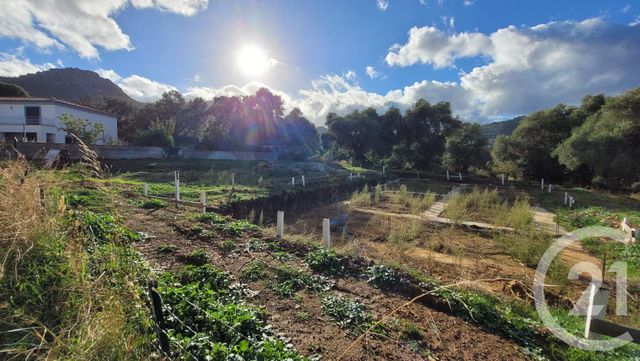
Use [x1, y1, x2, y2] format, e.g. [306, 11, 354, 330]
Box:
[174, 171, 180, 201]
[323, 218, 331, 248]
[200, 191, 206, 214]
[446, 170, 450, 181]
[564, 192, 568, 205]
[349, 173, 353, 181]
[548, 184, 552, 193]
[501, 174, 505, 185]
[143, 183, 148, 196]
[276, 211, 284, 238]
[302, 175, 306, 187]
[382, 165, 386, 174]
[291, 177, 295, 188]
[541, 178, 544, 190]
[569, 196, 574, 208]
[458, 172, 462, 181]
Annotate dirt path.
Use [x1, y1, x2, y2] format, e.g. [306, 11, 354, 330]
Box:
[530, 206, 602, 270]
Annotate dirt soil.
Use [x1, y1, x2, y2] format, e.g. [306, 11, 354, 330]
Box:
[121, 200, 530, 360]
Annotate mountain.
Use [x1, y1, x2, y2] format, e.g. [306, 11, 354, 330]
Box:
[0, 68, 136, 103]
[480, 116, 524, 142]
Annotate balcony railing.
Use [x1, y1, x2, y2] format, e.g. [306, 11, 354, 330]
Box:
[0, 116, 59, 128]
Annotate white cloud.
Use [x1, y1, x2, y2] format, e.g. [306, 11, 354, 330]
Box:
[386, 26, 492, 68]
[464, 0, 474, 6]
[95, 68, 122, 82]
[377, 0, 389, 11]
[0, 51, 56, 76]
[291, 73, 473, 125]
[365, 66, 379, 79]
[344, 70, 357, 81]
[622, 5, 631, 13]
[631, 16, 640, 26]
[387, 18, 640, 116]
[0, 0, 209, 59]
[95, 69, 176, 101]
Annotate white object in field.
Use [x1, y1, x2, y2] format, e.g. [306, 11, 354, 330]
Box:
[501, 174, 505, 185]
[569, 196, 574, 208]
[349, 173, 353, 181]
[200, 191, 206, 214]
[302, 175, 305, 187]
[382, 165, 386, 174]
[541, 178, 544, 190]
[143, 183, 148, 196]
[585, 284, 611, 338]
[276, 211, 284, 238]
[446, 170, 450, 181]
[291, 177, 295, 187]
[174, 171, 180, 201]
[231, 173, 235, 187]
[564, 192, 568, 205]
[323, 218, 331, 247]
[458, 172, 462, 181]
[548, 184, 552, 193]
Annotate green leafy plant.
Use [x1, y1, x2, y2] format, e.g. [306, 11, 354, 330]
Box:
[139, 198, 168, 209]
[240, 260, 267, 282]
[305, 248, 344, 274]
[365, 264, 399, 289]
[322, 294, 372, 333]
[183, 249, 209, 266]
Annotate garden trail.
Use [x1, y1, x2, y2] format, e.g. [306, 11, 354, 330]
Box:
[531, 206, 603, 269]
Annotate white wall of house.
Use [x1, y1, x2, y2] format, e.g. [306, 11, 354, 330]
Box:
[0, 98, 117, 144]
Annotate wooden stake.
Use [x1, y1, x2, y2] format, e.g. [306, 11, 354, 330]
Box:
[323, 218, 331, 248]
[277, 211, 284, 238]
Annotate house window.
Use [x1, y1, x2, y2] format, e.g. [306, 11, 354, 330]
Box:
[25, 106, 41, 125]
[46, 133, 56, 143]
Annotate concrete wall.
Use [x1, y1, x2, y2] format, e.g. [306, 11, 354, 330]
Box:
[8, 143, 276, 161]
[179, 148, 277, 161]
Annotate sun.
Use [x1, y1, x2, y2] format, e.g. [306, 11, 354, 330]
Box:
[237, 45, 271, 77]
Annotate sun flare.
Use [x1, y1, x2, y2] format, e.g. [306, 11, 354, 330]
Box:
[237, 45, 271, 77]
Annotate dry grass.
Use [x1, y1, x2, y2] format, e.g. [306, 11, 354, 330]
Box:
[444, 187, 532, 229]
[0, 160, 152, 360]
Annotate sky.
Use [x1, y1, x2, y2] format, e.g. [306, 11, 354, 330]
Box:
[1, 0, 640, 125]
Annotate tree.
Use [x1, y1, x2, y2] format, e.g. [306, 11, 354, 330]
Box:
[443, 123, 489, 171]
[554, 88, 640, 187]
[58, 113, 104, 144]
[0, 82, 29, 97]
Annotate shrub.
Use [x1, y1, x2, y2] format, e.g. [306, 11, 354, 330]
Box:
[349, 184, 371, 207]
[133, 128, 175, 148]
[388, 220, 423, 246]
[241, 260, 267, 282]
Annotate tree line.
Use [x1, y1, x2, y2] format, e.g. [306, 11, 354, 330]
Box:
[82, 88, 319, 160]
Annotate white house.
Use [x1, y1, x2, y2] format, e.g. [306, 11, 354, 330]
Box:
[0, 97, 117, 144]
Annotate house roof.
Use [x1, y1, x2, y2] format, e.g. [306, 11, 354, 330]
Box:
[0, 97, 117, 118]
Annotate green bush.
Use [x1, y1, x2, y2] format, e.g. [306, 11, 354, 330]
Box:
[133, 128, 175, 148]
[365, 264, 399, 289]
[184, 249, 209, 266]
[322, 295, 372, 332]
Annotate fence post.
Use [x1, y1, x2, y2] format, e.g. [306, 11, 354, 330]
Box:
[446, 170, 450, 181]
[148, 280, 170, 355]
[564, 192, 568, 205]
[458, 172, 462, 181]
[501, 174, 505, 186]
[323, 218, 331, 248]
[548, 184, 552, 193]
[174, 171, 180, 202]
[382, 165, 386, 174]
[276, 211, 284, 238]
[200, 191, 206, 214]
[349, 173, 353, 181]
[143, 182, 149, 196]
[541, 178, 544, 190]
[302, 175, 305, 187]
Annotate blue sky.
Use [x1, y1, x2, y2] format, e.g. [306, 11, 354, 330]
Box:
[1, 0, 640, 124]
